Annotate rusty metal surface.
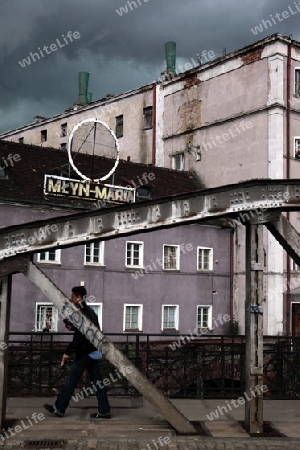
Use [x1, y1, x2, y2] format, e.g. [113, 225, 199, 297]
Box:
[0, 179, 299, 264]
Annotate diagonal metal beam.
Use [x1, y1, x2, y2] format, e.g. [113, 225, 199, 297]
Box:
[265, 214, 300, 266]
[24, 262, 197, 434]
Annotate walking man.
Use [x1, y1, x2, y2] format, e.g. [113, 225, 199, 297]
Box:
[44, 286, 111, 418]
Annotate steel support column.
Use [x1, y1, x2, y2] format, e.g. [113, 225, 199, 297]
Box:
[0, 276, 11, 429]
[245, 223, 264, 433]
[24, 262, 197, 434]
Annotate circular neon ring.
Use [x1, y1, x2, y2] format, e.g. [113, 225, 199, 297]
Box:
[67, 118, 120, 182]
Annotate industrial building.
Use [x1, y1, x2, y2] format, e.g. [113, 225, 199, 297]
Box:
[1, 33, 300, 334]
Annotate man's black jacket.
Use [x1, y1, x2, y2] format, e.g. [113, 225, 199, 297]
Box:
[64, 301, 100, 359]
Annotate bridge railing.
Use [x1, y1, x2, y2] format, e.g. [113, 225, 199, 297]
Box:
[7, 333, 300, 399]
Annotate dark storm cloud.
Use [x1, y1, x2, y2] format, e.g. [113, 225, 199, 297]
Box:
[0, 0, 299, 132]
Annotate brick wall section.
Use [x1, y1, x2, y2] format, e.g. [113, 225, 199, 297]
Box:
[242, 49, 263, 65]
[184, 75, 201, 89]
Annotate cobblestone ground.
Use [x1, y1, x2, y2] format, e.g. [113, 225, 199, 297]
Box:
[1, 438, 300, 449]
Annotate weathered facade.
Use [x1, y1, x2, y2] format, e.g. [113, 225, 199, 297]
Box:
[156, 34, 300, 335]
[0, 84, 155, 165]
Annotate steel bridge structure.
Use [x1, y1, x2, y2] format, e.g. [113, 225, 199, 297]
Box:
[1, 179, 300, 434]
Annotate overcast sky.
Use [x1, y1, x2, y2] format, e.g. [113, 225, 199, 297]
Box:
[0, 0, 299, 133]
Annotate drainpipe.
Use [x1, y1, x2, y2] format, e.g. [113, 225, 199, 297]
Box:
[230, 229, 234, 321]
[286, 42, 292, 334]
[152, 84, 157, 166]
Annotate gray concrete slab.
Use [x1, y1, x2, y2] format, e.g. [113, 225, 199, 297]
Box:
[1, 397, 300, 449]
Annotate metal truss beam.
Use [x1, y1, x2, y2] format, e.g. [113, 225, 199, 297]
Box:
[0, 179, 299, 263]
[23, 262, 197, 434]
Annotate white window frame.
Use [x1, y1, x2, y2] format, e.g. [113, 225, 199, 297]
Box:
[291, 257, 300, 271]
[197, 247, 213, 271]
[84, 241, 105, 266]
[125, 241, 144, 268]
[123, 304, 143, 332]
[162, 304, 179, 331]
[172, 153, 184, 170]
[196, 305, 212, 331]
[37, 249, 61, 264]
[163, 244, 180, 270]
[294, 137, 300, 159]
[87, 302, 103, 330]
[35, 302, 58, 332]
[295, 68, 300, 98]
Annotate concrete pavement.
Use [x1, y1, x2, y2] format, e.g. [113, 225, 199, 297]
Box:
[1, 396, 300, 449]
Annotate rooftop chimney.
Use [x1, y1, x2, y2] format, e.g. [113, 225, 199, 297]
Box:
[78, 72, 90, 105]
[165, 42, 176, 75]
[87, 92, 93, 104]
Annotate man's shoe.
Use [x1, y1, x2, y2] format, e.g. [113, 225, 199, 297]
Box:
[90, 412, 111, 419]
[44, 403, 63, 417]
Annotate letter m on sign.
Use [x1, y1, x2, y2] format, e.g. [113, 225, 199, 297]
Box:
[47, 178, 61, 193]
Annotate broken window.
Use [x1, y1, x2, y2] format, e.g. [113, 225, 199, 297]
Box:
[61, 123, 68, 137]
[41, 130, 47, 143]
[143, 106, 153, 129]
[115, 115, 123, 138]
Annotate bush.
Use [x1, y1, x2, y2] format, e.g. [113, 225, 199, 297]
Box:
[228, 319, 239, 335]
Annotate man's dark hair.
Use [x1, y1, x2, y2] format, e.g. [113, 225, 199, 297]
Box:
[72, 286, 87, 299]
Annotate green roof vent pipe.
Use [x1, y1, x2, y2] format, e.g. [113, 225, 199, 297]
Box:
[165, 41, 176, 75]
[78, 72, 90, 105]
[87, 92, 93, 104]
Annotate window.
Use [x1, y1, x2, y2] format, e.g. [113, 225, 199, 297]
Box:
[197, 247, 213, 271]
[163, 245, 179, 270]
[295, 69, 300, 98]
[123, 304, 143, 332]
[162, 305, 179, 331]
[87, 303, 102, 330]
[35, 303, 58, 332]
[294, 137, 300, 159]
[37, 249, 61, 264]
[291, 258, 300, 271]
[143, 106, 153, 129]
[60, 143, 67, 150]
[0, 168, 7, 178]
[115, 115, 123, 138]
[61, 123, 68, 137]
[18, 137, 24, 144]
[136, 186, 152, 198]
[126, 241, 143, 267]
[172, 154, 184, 170]
[41, 130, 47, 143]
[197, 306, 212, 330]
[85, 241, 104, 265]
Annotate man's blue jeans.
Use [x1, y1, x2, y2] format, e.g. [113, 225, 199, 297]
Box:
[55, 355, 111, 416]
